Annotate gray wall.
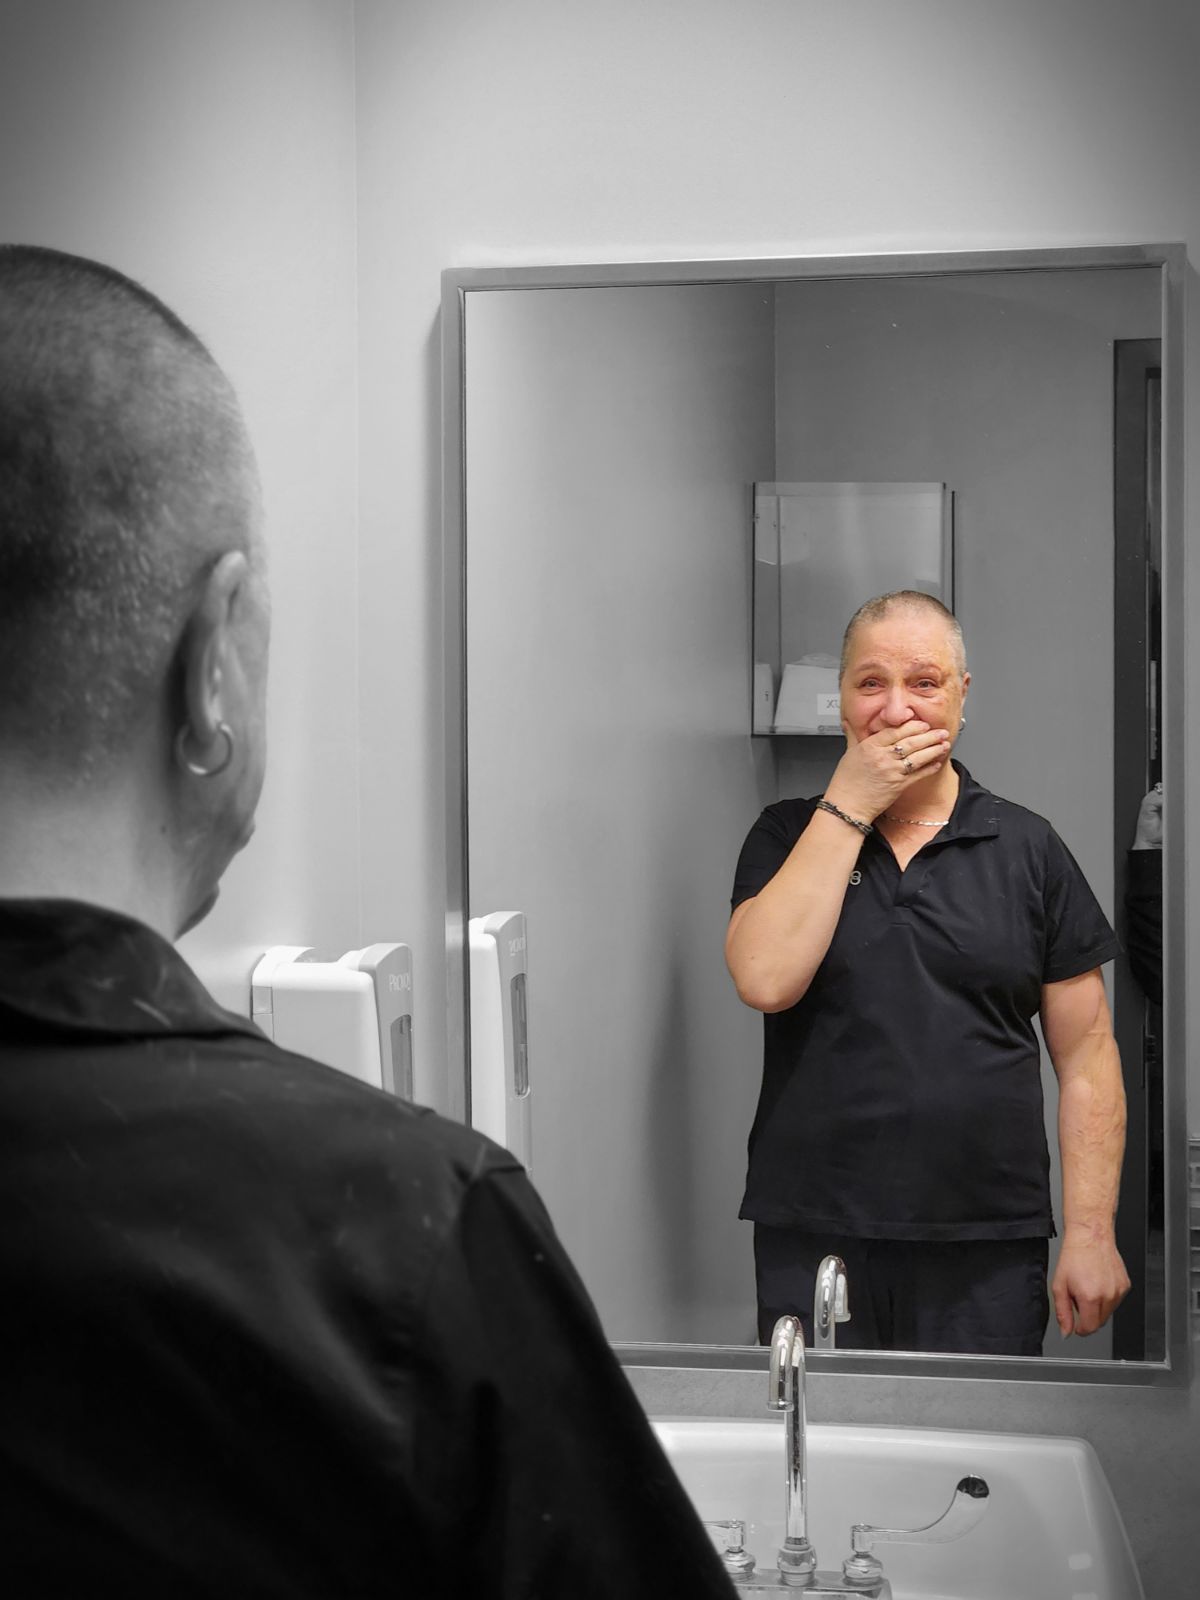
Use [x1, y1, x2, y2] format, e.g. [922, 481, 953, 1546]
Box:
[465, 284, 776, 1340]
[0, 1, 364, 1021]
[465, 268, 1164, 1357]
[769, 266, 1162, 1359]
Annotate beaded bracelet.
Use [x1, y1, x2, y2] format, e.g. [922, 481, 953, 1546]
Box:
[815, 798, 873, 837]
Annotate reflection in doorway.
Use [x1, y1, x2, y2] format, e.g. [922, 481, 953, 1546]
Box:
[1112, 337, 1163, 1361]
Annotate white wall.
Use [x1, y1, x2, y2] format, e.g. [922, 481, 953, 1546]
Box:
[464, 284, 775, 1341]
[354, 1, 1200, 1588]
[0, 0, 361, 1005]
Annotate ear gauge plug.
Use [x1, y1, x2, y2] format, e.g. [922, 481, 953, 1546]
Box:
[174, 722, 235, 778]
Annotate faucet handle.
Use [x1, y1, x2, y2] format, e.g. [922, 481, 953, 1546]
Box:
[842, 1475, 989, 1587]
[702, 1519, 757, 1577]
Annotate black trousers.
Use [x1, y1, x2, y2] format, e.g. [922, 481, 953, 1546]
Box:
[753, 1225, 1051, 1356]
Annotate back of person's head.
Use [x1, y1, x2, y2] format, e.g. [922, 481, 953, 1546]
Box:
[0, 245, 262, 779]
[0, 246, 269, 936]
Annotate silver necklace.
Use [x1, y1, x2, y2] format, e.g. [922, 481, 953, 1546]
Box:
[882, 812, 951, 827]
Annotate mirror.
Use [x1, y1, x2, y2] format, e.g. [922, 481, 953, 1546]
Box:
[444, 247, 1187, 1382]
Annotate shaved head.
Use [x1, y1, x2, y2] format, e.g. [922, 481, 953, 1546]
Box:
[840, 590, 966, 679]
[0, 245, 262, 776]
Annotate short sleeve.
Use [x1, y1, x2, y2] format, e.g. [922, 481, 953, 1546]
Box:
[731, 804, 805, 911]
[1041, 827, 1122, 984]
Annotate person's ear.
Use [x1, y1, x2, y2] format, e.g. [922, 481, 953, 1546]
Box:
[174, 551, 249, 777]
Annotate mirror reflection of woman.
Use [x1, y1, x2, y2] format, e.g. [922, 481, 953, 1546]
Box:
[726, 591, 1130, 1355]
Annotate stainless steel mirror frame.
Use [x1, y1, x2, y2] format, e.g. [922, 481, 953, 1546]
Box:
[442, 243, 1189, 1387]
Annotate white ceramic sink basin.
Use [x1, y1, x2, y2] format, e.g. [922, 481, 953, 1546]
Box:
[652, 1417, 1142, 1600]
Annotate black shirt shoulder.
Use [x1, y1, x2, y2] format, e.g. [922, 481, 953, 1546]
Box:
[730, 795, 821, 910]
[0, 900, 733, 1599]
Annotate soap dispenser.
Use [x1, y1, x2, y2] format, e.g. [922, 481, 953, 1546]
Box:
[251, 943, 414, 1098]
[467, 911, 532, 1171]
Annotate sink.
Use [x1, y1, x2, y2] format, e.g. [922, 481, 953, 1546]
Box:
[652, 1417, 1143, 1600]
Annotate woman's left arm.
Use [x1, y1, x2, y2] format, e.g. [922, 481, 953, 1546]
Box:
[1039, 969, 1131, 1338]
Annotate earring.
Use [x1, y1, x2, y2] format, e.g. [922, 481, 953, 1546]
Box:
[959, 715, 966, 730]
[175, 722, 235, 779]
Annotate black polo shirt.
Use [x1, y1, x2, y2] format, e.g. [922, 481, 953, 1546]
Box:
[730, 763, 1120, 1241]
[0, 899, 732, 1599]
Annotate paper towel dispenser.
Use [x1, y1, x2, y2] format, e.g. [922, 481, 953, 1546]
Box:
[468, 911, 532, 1171]
[251, 943, 413, 1097]
[753, 481, 955, 735]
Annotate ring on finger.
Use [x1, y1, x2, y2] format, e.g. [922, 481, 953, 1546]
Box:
[894, 743, 907, 760]
[903, 758, 914, 775]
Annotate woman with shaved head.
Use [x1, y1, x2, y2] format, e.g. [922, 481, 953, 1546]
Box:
[727, 590, 1129, 1355]
[0, 247, 733, 1599]
[0, 246, 269, 930]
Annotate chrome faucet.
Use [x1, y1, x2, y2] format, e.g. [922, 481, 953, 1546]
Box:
[768, 1314, 817, 1584]
[813, 1255, 850, 1351]
[700, 1298, 989, 1595]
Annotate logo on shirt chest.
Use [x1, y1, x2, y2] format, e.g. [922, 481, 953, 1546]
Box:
[849, 869, 863, 886]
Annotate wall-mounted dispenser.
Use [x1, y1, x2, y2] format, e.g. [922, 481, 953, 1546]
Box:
[251, 944, 413, 1097]
[752, 481, 954, 735]
[468, 911, 532, 1171]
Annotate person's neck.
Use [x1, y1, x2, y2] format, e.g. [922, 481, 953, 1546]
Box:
[0, 756, 182, 940]
[885, 761, 960, 821]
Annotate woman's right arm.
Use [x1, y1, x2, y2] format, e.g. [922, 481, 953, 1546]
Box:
[724, 807, 868, 1012]
[726, 717, 950, 1012]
